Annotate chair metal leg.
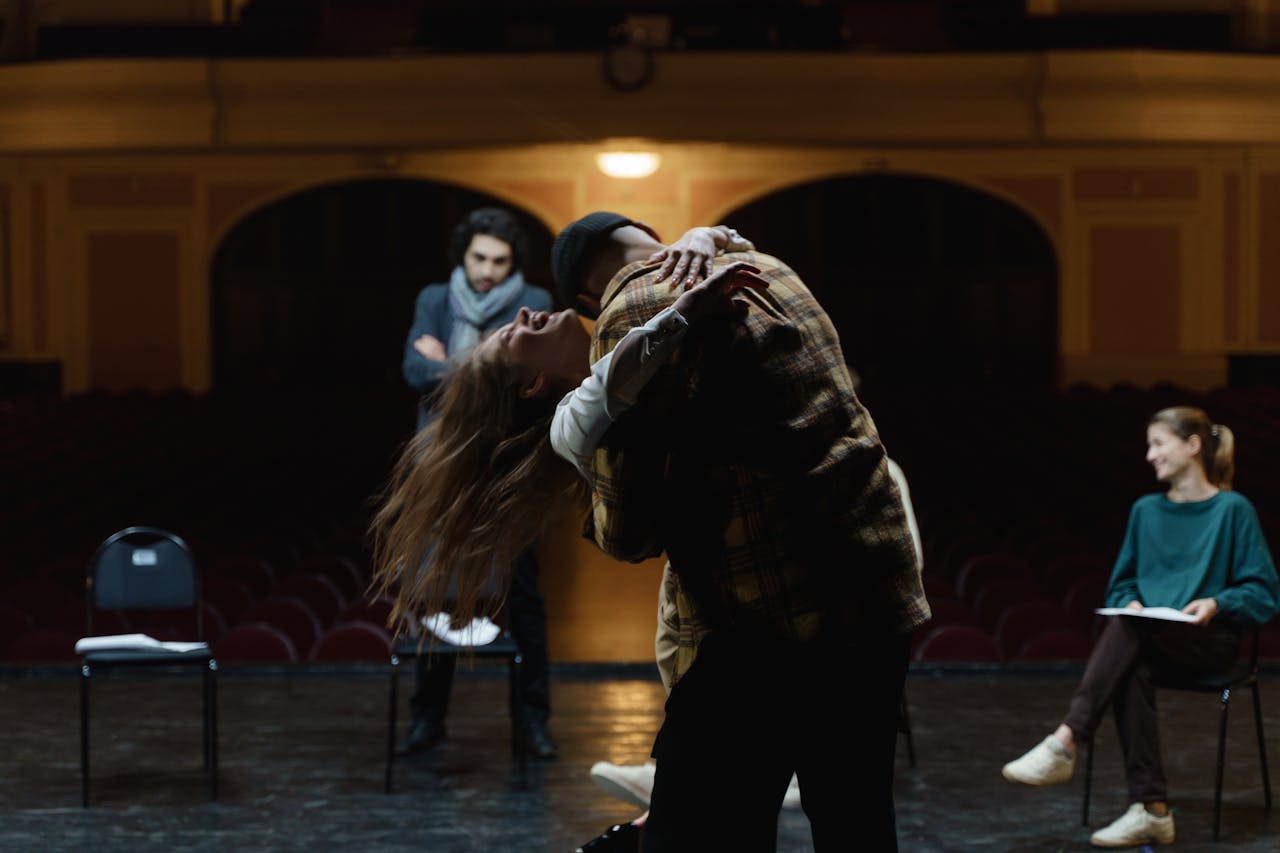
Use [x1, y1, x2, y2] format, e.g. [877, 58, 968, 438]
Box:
[1082, 738, 1094, 826]
[80, 664, 91, 808]
[202, 664, 212, 770]
[385, 654, 400, 794]
[208, 660, 219, 802]
[1214, 688, 1231, 842]
[1252, 682, 1271, 809]
[899, 693, 917, 769]
[511, 653, 526, 790]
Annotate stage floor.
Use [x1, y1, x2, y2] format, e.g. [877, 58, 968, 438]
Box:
[1, 664, 1276, 852]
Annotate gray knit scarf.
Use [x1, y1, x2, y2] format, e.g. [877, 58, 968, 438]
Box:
[447, 266, 526, 358]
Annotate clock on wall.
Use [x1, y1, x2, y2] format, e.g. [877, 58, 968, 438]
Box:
[603, 44, 654, 92]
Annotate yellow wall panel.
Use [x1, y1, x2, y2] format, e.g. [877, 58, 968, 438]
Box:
[87, 232, 181, 391]
[1089, 225, 1180, 356]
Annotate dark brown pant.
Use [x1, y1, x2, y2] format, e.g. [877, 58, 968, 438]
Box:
[1063, 615, 1240, 802]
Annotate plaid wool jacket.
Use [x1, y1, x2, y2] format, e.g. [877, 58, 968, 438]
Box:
[586, 252, 930, 684]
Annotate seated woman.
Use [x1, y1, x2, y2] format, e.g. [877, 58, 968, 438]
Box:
[1001, 406, 1279, 849]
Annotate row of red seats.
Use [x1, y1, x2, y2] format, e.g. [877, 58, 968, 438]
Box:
[0, 547, 401, 663]
[914, 618, 1280, 664]
[2, 614, 396, 664]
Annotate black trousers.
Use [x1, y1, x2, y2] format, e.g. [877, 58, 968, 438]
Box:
[1064, 615, 1240, 803]
[410, 545, 551, 727]
[643, 627, 910, 853]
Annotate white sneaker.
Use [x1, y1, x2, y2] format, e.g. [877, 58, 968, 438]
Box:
[1001, 736, 1075, 786]
[782, 773, 802, 810]
[421, 613, 501, 647]
[1090, 802, 1175, 848]
[589, 761, 655, 808]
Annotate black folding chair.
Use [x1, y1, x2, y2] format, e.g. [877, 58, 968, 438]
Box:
[385, 629, 526, 792]
[1081, 627, 1270, 840]
[80, 527, 218, 806]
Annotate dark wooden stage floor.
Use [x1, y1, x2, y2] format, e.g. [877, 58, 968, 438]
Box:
[1, 664, 1277, 852]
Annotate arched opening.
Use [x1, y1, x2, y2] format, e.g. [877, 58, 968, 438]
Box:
[724, 174, 1059, 403]
[211, 179, 555, 393]
[204, 180, 557, 548]
[725, 174, 1061, 555]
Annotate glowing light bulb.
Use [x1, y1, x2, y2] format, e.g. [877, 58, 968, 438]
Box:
[595, 151, 661, 179]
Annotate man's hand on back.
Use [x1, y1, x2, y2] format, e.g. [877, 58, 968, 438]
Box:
[673, 261, 770, 323]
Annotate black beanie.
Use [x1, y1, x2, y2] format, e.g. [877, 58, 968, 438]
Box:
[551, 211, 633, 317]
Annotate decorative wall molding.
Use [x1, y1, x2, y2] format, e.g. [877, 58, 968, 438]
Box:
[6, 50, 1280, 153]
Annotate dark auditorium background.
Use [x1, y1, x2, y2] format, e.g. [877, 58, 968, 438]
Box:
[2, 0, 1279, 667]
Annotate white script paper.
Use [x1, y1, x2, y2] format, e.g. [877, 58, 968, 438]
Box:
[1094, 606, 1197, 623]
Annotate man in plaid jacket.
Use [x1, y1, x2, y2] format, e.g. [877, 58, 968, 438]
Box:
[551, 212, 929, 852]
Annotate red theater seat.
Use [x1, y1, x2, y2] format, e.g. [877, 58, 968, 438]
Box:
[972, 578, 1047, 632]
[0, 604, 35, 658]
[290, 554, 365, 601]
[215, 623, 299, 663]
[911, 624, 1003, 663]
[202, 575, 255, 626]
[1016, 627, 1094, 661]
[955, 552, 1029, 607]
[243, 597, 323, 659]
[995, 601, 1077, 660]
[311, 621, 393, 662]
[7, 629, 78, 662]
[339, 594, 395, 629]
[208, 556, 276, 600]
[270, 574, 346, 628]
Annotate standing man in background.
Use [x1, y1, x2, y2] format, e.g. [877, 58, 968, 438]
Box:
[398, 207, 558, 759]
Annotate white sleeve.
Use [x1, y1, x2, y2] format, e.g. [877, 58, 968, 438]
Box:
[550, 306, 689, 482]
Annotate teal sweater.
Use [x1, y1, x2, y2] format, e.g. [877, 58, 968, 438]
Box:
[1105, 491, 1280, 627]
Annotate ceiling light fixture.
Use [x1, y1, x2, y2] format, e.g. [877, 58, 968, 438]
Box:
[595, 150, 662, 179]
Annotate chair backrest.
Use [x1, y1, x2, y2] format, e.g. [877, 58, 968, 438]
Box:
[270, 574, 346, 627]
[911, 624, 1003, 663]
[201, 575, 255, 625]
[88, 527, 202, 639]
[910, 598, 979, 656]
[311, 621, 393, 662]
[242, 596, 323, 658]
[2, 577, 74, 624]
[1062, 571, 1110, 628]
[6, 628, 78, 662]
[215, 623, 299, 663]
[1038, 553, 1110, 600]
[994, 601, 1076, 659]
[955, 552, 1030, 607]
[920, 574, 955, 603]
[136, 602, 227, 644]
[972, 578, 1046, 631]
[338, 594, 395, 629]
[1015, 626, 1094, 661]
[208, 555, 277, 600]
[290, 554, 365, 601]
[0, 604, 35, 658]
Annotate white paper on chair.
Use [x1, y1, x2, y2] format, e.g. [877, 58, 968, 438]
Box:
[1094, 607, 1198, 623]
[74, 633, 209, 654]
[420, 614, 501, 647]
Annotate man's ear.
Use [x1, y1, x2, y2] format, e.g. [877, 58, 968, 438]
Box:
[576, 292, 601, 316]
[519, 372, 550, 400]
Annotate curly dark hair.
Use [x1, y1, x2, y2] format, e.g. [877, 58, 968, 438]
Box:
[450, 207, 526, 272]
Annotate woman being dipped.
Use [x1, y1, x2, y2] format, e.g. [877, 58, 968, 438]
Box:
[1002, 406, 1279, 848]
[370, 225, 764, 652]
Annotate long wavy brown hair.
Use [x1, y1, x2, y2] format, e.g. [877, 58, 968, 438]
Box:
[370, 348, 586, 632]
